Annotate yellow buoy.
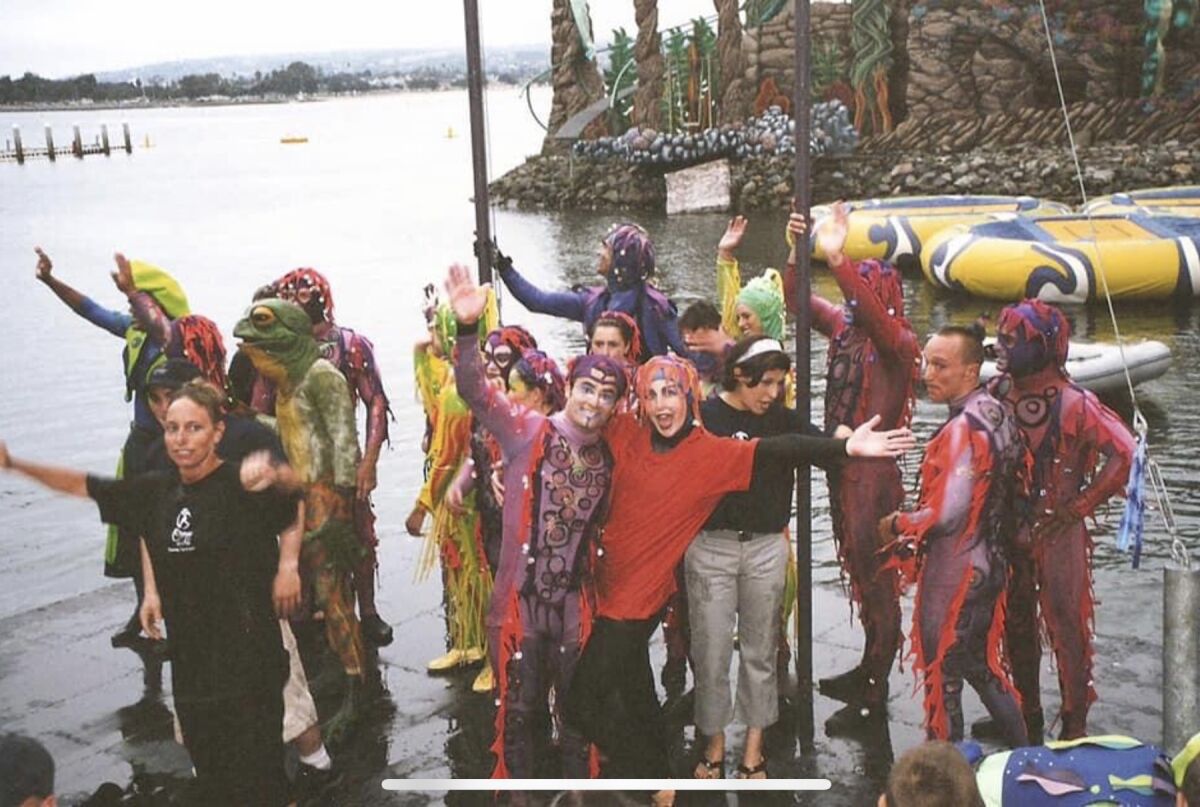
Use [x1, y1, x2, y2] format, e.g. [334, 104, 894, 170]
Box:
[280, 135, 308, 145]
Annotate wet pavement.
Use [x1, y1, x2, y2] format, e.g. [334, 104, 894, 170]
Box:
[1, 516, 1164, 806]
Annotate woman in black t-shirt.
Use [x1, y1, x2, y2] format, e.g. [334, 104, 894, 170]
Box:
[0, 382, 302, 807]
[688, 336, 845, 781]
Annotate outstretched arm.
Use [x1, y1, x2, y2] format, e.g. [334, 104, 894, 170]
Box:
[754, 414, 914, 474]
[36, 247, 131, 337]
[35, 247, 87, 312]
[493, 247, 588, 322]
[0, 441, 88, 498]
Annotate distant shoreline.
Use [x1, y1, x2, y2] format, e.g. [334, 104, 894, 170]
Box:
[0, 83, 537, 113]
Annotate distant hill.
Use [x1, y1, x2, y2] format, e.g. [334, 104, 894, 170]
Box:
[93, 45, 550, 84]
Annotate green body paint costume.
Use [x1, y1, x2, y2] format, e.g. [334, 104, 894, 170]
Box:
[234, 299, 365, 690]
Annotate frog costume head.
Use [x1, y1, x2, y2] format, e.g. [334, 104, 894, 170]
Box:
[233, 298, 320, 386]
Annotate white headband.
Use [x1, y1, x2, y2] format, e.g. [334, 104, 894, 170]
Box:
[735, 338, 786, 365]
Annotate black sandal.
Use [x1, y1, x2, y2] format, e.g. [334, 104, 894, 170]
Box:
[736, 758, 768, 779]
[693, 756, 725, 779]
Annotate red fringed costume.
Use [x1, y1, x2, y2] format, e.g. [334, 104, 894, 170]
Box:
[989, 299, 1135, 741]
[886, 386, 1031, 746]
[785, 254, 919, 704]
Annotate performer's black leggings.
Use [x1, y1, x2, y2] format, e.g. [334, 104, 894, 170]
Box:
[564, 616, 669, 779]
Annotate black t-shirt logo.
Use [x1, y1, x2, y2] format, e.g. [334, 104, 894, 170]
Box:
[733, 431, 750, 441]
[170, 507, 195, 553]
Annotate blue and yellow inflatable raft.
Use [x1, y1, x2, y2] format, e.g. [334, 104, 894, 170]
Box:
[922, 213, 1200, 303]
[1082, 185, 1200, 217]
[810, 195, 1069, 272]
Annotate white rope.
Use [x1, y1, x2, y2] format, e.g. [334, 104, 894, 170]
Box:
[1035, 0, 1188, 567]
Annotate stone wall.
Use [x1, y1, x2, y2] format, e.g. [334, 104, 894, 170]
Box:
[859, 97, 1200, 152]
[722, 0, 1196, 125]
[904, 0, 1143, 120]
[489, 140, 1198, 213]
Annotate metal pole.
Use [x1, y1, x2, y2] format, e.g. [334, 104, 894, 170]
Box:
[463, 0, 493, 286]
[12, 126, 23, 165]
[792, 0, 814, 747]
[44, 124, 56, 162]
[1164, 566, 1200, 752]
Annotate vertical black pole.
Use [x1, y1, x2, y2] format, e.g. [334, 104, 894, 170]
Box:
[792, 0, 814, 748]
[463, 0, 494, 286]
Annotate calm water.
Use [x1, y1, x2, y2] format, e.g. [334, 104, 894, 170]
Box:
[2, 91, 1197, 798]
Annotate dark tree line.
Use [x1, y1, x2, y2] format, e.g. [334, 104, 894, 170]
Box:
[0, 61, 373, 104]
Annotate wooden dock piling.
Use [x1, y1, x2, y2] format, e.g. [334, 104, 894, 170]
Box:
[3, 123, 134, 163]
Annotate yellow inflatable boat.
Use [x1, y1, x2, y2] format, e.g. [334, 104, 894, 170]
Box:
[922, 213, 1200, 303]
[1082, 185, 1200, 217]
[810, 195, 1069, 272]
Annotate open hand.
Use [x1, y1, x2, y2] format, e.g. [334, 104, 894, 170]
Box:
[445, 263, 491, 326]
[111, 252, 135, 294]
[846, 414, 916, 458]
[816, 201, 849, 264]
[34, 247, 53, 282]
[717, 216, 748, 260]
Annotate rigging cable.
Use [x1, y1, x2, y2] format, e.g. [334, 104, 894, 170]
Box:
[1035, 0, 1188, 568]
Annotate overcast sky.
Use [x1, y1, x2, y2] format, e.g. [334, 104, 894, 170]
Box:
[1, 0, 721, 79]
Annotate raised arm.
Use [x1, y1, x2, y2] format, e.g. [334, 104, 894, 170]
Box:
[36, 247, 131, 337]
[825, 254, 917, 363]
[782, 216, 842, 337]
[493, 246, 587, 322]
[0, 441, 89, 498]
[448, 263, 543, 456]
[716, 216, 749, 338]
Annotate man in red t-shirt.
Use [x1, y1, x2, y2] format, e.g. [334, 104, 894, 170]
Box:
[565, 355, 915, 779]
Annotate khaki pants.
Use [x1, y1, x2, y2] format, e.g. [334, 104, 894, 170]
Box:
[685, 530, 787, 735]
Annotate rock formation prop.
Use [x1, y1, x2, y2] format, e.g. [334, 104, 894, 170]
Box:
[569, 101, 858, 169]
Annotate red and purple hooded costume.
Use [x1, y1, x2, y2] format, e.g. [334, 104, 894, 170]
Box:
[988, 299, 1135, 741]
